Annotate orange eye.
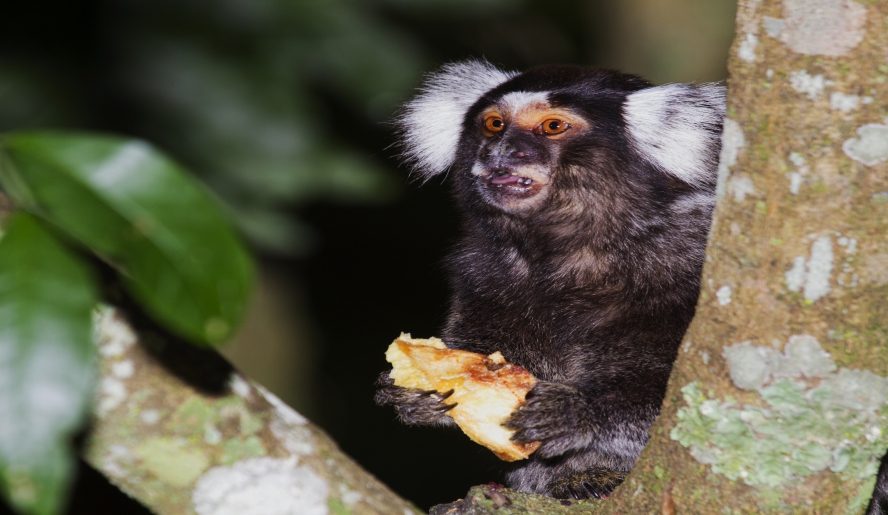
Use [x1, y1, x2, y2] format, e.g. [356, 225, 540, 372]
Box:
[483, 115, 505, 135]
[540, 119, 570, 135]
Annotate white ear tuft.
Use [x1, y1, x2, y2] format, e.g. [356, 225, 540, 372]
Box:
[623, 83, 726, 186]
[397, 60, 517, 179]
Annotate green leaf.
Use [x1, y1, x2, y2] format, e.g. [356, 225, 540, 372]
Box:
[0, 213, 97, 515]
[0, 132, 254, 345]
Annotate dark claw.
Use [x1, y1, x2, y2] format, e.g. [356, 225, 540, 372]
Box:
[436, 402, 458, 413]
[582, 482, 600, 499]
[439, 388, 455, 399]
[548, 468, 625, 501]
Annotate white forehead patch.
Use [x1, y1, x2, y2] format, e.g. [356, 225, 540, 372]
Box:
[496, 91, 550, 115]
[397, 60, 516, 180]
[623, 83, 726, 186]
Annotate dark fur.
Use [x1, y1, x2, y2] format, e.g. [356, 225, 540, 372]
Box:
[377, 65, 721, 499]
[868, 455, 888, 515]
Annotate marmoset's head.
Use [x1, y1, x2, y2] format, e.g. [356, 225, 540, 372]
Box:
[396, 61, 724, 219]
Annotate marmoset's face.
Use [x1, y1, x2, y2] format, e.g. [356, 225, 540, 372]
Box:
[470, 91, 589, 213]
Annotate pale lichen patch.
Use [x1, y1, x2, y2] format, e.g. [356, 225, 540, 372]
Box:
[716, 286, 732, 306]
[787, 257, 807, 292]
[722, 335, 836, 391]
[777, 0, 867, 57]
[230, 374, 252, 400]
[94, 307, 138, 357]
[93, 307, 139, 416]
[205, 426, 222, 445]
[805, 236, 834, 302]
[830, 92, 860, 112]
[716, 119, 746, 199]
[784, 237, 834, 302]
[269, 418, 315, 457]
[789, 70, 833, 100]
[101, 444, 135, 480]
[762, 16, 786, 37]
[727, 175, 755, 202]
[140, 409, 161, 425]
[780, 334, 837, 378]
[837, 236, 858, 255]
[722, 341, 778, 390]
[339, 483, 362, 506]
[788, 173, 803, 194]
[97, 377, 127, 416]
[192, 457, 329, 515]
[111, 360, 134, 379]
[787, 152, 810, 195]
[843, 123, 888, 166]
[256, 384, 307, 426]
[738, 33, 759, 63]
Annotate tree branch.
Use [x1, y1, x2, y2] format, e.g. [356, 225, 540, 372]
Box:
[83, 307, 422, 515]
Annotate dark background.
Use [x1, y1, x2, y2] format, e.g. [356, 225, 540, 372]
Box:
[0, 0, 735, 512]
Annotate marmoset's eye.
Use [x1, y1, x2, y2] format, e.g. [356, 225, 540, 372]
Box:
[483, 115, 505, 135]
[539, 119, 570, 135]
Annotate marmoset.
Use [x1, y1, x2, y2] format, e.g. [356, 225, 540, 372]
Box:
[375, 60, 725, 500]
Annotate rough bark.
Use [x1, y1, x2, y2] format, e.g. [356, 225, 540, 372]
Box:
[83, 306, 420, 515]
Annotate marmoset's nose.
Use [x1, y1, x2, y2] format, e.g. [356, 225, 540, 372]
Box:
[490, 134, 547, 168]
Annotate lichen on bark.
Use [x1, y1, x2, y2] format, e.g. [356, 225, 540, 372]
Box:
[672, 337, 888, 513]
[84, 306, 421, 515]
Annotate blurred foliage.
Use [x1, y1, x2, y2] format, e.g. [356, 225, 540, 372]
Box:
[1, 132, 253, 344]
[0, 213, 96, 515]
[0, 131, 256, 515]
[592, 0, 736, 84]
[0, 0, 541, 256]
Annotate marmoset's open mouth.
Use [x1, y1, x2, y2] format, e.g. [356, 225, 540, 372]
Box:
[488, 170, 535, 187]
[483, 170, 541, 196]
[477, 167, 549, 211]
